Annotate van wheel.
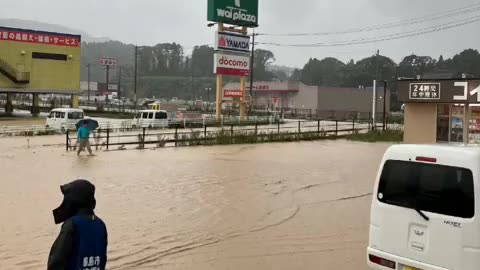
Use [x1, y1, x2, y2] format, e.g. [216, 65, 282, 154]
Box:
[61, 127, 66, 133]
[148, 125, 153, 129]
[132, 125, 137, 129]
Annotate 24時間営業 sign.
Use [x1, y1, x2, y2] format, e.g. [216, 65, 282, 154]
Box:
[208, 0, 258, 27]
[399, 80, 480, 103]
[409, 83, 441, 100]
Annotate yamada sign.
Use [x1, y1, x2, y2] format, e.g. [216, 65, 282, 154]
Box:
[216, 32, 250, 53]
[207, 0, 259, 27]
[399, 80, 480, 103]
[214, 52, 250, 76]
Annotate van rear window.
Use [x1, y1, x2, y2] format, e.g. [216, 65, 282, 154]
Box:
[378, 160, 474, 218]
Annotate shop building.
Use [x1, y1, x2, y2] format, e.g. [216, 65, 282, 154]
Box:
[0, 26, 81, 115]
[223, 81, 390, 119]
[398, 79, 480, 144]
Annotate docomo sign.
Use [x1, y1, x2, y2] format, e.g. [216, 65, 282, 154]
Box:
[214, 53, 250, 76]
[99, 57, 117, 66]
[216, 32, 250, 53]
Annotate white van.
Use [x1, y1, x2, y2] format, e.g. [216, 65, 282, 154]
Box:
[368, 145, 478, 270]
[132, 110, 168, 129]
[46, 108, 85, 132]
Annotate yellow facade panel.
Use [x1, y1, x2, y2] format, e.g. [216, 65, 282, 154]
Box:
[0, 26, 81, 92]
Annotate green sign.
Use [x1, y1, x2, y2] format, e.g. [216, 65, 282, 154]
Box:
[208, 0, 259, 27]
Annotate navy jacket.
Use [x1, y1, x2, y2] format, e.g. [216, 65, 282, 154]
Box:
[48, 212, 107, 270]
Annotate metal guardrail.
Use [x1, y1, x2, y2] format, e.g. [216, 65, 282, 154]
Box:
[66, 119, 398, 151]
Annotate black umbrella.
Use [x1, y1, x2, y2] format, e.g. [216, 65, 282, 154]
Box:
[76, 119, 99, 130]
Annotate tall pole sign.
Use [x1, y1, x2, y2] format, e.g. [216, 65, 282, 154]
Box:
[208, 0, 259, 121]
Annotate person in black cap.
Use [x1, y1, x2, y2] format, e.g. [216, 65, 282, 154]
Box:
[48, 179, 108, 270]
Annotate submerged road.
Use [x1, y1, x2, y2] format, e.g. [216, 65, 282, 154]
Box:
[0, 137, 389, 270]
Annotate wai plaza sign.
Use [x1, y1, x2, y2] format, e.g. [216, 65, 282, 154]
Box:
[208, 0, 259, 27]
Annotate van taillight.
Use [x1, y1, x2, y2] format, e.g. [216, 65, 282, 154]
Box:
[416, 156, 437, 163]
[369, 254, 396, 269]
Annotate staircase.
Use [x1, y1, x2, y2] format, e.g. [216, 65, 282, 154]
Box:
[0, 58, 30, 84]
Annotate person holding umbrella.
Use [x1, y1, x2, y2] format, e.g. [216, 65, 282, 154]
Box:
[76, 119, 97, 156]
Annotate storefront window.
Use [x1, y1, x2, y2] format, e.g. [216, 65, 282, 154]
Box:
[436, 104, 450, 142]
[469, 106, 480, 144]
[450, 105, 465, 143]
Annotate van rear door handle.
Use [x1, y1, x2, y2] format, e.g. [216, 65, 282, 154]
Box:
[414, 229, 424, 236]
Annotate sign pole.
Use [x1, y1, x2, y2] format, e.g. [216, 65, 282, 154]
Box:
[240, 76, 247, 120]
[87, 64, 91, 103]
[239, 26, 248, 120]
[106, 65, 110, 98]
[372, 80, 377, 131]
[216, 24, 224, 121]
[216, 74, 223, 121]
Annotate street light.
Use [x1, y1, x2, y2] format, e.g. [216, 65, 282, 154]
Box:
[207, 23, 217, 27]
[205, 87, 212, 112]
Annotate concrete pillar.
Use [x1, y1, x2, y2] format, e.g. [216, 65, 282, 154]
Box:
[5, 93, 13, 114]
[31, 93, 40, 116]
[71, 94, 79, 108]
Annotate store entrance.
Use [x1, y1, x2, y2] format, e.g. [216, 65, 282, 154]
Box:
[437, 104, 480, 144]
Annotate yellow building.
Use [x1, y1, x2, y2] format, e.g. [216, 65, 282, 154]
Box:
[0, 26, 81, 114]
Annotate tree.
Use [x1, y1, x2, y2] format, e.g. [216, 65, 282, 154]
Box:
[191, 45, 214, 78]
[253, 49, 276, 81]
[449, 49, 480, 77]
[300, 57, 345, 86]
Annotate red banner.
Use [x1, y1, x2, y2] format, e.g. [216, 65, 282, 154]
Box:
[0, 29, 80, 47]
[224, 90, 244, 98]
[216, 67, 249, 76]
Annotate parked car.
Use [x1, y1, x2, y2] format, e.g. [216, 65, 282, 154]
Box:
[132, 110, 168, 129]
[368, 144, 477, 270]
[46, 108, 85, 132]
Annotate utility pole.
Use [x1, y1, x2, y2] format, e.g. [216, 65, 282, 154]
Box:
[372, 49, 380, 131]
[86, 64, 91, 103]
[134, 45, 138, 110]
[383, 80, 387, 131]
[118, 66, 122, 100]
[249, 30, 256, 106]
[106, 65, 110, 96]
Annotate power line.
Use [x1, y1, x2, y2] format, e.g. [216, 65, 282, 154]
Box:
[258, 14, 480, 47]
[260, 2, 480, 36]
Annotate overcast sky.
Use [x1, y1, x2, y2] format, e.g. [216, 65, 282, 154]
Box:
[1, 0, 480, 68]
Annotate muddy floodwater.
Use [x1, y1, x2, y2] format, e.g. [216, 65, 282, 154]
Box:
[0, 135, 390, 270]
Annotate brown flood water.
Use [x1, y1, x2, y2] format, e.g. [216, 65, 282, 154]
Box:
[0, 136, 390, 270]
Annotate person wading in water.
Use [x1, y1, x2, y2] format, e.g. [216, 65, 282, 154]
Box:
[48, 179, 107, 270]
[77, 121, 93, 156]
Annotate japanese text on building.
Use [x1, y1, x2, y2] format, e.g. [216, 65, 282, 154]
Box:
[409, 83, 441, 100]
[0, 29, 80, 47]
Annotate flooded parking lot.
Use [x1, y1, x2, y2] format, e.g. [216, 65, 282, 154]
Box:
[0, 137, 390, 270]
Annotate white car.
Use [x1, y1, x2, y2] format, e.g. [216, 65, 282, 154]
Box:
[46, 108, 84, 132]
[368, 144, 478, 270]
[132, 110, 168, 129]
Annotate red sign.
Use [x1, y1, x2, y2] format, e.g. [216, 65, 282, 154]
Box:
[224, 90, 243, 98]
[273, 96, 279, 104]
[99, 57, 117, 66]
[0, 28, 80, 47]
